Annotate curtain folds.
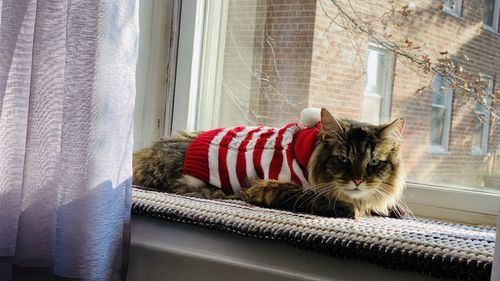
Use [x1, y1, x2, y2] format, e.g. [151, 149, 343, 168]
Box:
[0, 0, 138, 280]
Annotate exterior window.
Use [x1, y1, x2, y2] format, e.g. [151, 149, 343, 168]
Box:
[471, 75, 493, 155]
[484, 0, 500, 32]
[361, 45, 395, 125]
[429, 74, 453, 153]
[172, 0, 500, 224]
[443, 0, 462, 17]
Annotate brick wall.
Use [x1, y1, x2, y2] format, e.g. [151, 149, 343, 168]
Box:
[220, 0, 316, 127]
[309, 0, 500, 188]
[218, 0, 267, 128]
[222, 0, 500, 188]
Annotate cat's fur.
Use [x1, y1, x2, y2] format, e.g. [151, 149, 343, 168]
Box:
[133, 108, 408, 218]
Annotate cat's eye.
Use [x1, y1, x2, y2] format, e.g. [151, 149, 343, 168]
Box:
[337, 155, 349, 163]
[368, 159, 380, 167]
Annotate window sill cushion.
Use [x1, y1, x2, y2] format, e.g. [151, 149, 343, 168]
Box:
[131, 187, 495, 280]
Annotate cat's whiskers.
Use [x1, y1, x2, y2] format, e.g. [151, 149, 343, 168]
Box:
[388, 197, 413, 219]
[309, 185, 338, 213]
[399, 197, 414, 217]
[326, 129, 345, 142]
[289, 182, 335, 212]
[330, 187, 344, 211]
[286, 183, 329, 211]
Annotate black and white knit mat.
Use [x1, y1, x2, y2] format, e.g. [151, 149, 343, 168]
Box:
[131, 188, 496, 281]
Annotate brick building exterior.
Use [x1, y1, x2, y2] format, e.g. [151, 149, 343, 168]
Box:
[218, 0, 500, 189]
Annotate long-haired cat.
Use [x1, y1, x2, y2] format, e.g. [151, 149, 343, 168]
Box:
[133, 108, 408, 218]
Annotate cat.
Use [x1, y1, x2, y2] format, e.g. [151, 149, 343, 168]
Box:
[133, 108, 409, 218]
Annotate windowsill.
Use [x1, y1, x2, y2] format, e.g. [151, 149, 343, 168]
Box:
[483, 25, 500, 36]
[128, 216, 448, 281]
[427, 146, 450, 155]
[441, 9, 463, 20]
[405, 182, 499, 225]
[471, 149, 488, 156]
[130, 188, 496, 280]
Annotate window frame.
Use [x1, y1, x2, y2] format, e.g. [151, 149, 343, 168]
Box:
[483, 0, 500, 33]
[442, 0, 463, 18]
[361, 44, 395, 125]
[429, 74, 453, 154]
[169, 0, 499, 225]
[171, 0, 206, 133]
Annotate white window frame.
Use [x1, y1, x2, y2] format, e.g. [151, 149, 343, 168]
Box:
[471, 74, 493, 156]
[171, 0, 229, 132]
[442, 0, 463, 18]
[169, 1, 499, 225]
[134, 0, 181, 150]
[429, 74, 453, 154]
[483, 0, 500, 33]
[361, 44, 395, 125]
[195, 0, 228, 131]
[171, 0, 206, 133]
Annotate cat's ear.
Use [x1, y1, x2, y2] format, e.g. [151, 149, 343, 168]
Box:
[380, 118, 405, 141]
[320, 108, 343, 139]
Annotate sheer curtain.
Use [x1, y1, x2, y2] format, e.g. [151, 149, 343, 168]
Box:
[0, 0, 137, 280]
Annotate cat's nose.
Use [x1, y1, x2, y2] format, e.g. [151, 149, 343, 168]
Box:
[353, 179, 364, 186]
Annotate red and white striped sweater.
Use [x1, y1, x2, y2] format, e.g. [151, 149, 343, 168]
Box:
[183, 123, 320, 194]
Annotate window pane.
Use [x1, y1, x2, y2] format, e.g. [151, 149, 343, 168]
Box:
[444, 0, 460, 13]
[362, 46, 392, 124]
[218, 0, 268, 127]
[430, 106, 446, 146]
[431, 74, 443, 94]
[361, 95, 381, 124]
[484, 0, 495, 27]
[472, 120, 484, 150]
[364, 49, 380, 94]
[431, 74, 447, 106]
[475, 102, 487, 113]
[498, 4, 500, 32]
[432, 91, 445, 105]
[202, 0, 499, 192]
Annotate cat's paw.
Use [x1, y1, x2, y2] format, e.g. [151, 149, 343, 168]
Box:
[387, 204, 412, 219]
[240, 179, 279, 206]
[369, 204, 412, 219]
[241, 179, 302, 207]
[320, 202, 356, 218]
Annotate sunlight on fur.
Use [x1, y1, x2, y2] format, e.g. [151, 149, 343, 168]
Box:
[133, 108, 411, 219]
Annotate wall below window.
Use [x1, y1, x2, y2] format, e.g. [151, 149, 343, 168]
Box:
[127, 216, 455, 281]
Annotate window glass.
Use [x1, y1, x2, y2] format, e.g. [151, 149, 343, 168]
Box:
[199, 0, 499, 192]
[361, 46, 393, 124]
[472, 119, 485, 149]
[484, 0, 495, 27]
[429, 74, 451, 149]
[364, 50, 381, 94]
[430, 106, 446, 146]
[432, 91, 445, 105]
[443, 0, 461, 15]
[471, 76, 493, 153]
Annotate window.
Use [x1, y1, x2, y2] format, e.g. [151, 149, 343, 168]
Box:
[471, 75, 493, 155]
[361, 45, 395, 124]
[443, 0, 463, 17]
[429, 74, 453, 153]
[167, 0, 500, 224]
[484, 0, 500, 32]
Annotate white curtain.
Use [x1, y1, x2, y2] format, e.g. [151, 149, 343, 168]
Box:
[0, 0, 138, 280]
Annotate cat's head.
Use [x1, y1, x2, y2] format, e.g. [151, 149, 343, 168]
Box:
[308, 108, 405, 215]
